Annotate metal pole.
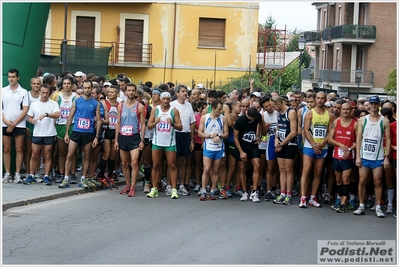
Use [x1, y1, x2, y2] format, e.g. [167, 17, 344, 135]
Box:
[357, 79, 360, 100]
[163, 48, 167, 83]
[61, 3, 68, 74]
[298, 50, 302, 90]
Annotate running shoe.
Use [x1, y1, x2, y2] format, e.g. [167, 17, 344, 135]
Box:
[23, 175, 36, 185]
[13, 173, 22, 184]
[194, 184, 201, 192]
[331, 198, 341, 211]
[353, 206, 365, 215]
[137, 171, 145, 179]
[120, 184, 131, 194]
[240, 191, 248, 201]
[35, 177, 43, 183]
[165, 186, 172, 196]
[99, 178, 112, 189]
[199, 190, 206, 201]
[86, 179, 97, 188]
[375, 207, 385, 218]
[58, 179, 70, 188]
[336, 204, 347, 213]
[143, 183, 151, 193]
[189, 178, 195, 188]
[250, 191, 260, 203]
[282, 195, 292, 206]
[147, 187, 159, 198]
[69, 174, 78, 184]
[226, 189, 232, 198]
[324, 193, 331, 204]
[370, 205, 376, 211]
[178, 186, 190, 196]
[43, 175, 52, 186]
[264, 191, 273, 201]
[78, 179, 89, 188]
[235, 189, 244, 197]
[76, 165, 82, 172]
[271, 191, 277, 199]
[210, 190, 216, 200]
[128, 186, 136, 197]
[171, 188, 179, 199]
[308, 197, 322, 208]
[219, 189, 228, 199]
[55, 174, 64, 183]
[273, 195, 285, 204]
[348, 199, 356, 210]
[292, 188, 299, 196]
[299, 196, 307, 208]
[386, 206, 393, 214]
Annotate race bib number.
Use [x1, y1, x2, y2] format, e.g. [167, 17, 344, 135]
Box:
[60, 107, 71, 118]
[157, 121, 171, 132]
[277, 130, 286, 141]
[363, 141, 377, 153]
[338, 148, 344, 158]
[109, 115, 118, 127]
[313, 126, 327, 138]
[121, 126, 133, 136]
[242, 133, 256, 143]
[77, 118, 90, 129]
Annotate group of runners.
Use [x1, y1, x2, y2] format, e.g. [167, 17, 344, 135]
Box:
[2, 69, 397, 218]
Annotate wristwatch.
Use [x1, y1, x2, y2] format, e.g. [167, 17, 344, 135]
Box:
[348, 148, 352, 152]
[45, 112, 49, 117]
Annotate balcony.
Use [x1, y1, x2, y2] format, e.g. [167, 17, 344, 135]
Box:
[303, 30, 322, 46]
[302, 69, 374, 85]
[322, 25, 376, 44]
[41, 38, 153, 67]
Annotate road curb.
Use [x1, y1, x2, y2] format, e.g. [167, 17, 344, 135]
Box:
[2, 178, 141, 211]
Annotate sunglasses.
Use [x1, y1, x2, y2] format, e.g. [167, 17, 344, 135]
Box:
[99, 97, 104, 100]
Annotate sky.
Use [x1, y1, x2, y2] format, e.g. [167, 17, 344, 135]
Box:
[258, 1, 317, 33]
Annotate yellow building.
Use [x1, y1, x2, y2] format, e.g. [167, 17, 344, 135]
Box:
[44, 2, 259, 88]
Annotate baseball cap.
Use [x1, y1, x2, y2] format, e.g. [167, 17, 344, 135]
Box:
[103, 82, 112, 87]
[250, 92, 261, 98]
[196, 83, 205, 89]
[74, 71, 85, 77]
[369, 95, 380, 104]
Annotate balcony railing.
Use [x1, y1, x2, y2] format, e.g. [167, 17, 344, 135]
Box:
[303, 30, 322, 43]
[322, 25, 376, 41]
[331, 24, 376, 39]
[302, 69, 374, 84]
[322, 28, 332, 41]
[41, 38, 152, 66]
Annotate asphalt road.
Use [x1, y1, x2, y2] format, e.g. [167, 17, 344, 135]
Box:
[2, 185, 397, 265]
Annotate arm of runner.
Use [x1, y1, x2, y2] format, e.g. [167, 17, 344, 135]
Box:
[64, 100, 76, 144]
[114, 103, 122, 151]
[355, 117, 364, 167]
[280, 109, 297, 146]
[147, 106, 158, 130]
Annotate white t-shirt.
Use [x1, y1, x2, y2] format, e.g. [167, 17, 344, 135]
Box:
[27, 100, 60, 137]
[2, 84, 29, 128]
[171, 100, 196, 133]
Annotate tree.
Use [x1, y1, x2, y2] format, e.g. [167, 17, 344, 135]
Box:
[286, 33, 311, 69]
[384, 69, 396, 96]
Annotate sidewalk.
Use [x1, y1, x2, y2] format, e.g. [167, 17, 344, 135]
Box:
[2, 170, 131, 211]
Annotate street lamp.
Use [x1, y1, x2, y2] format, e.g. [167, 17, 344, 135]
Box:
[356, 67, 362, 99]
[298, 36, 306, 90]
[317, 78, 322, 92]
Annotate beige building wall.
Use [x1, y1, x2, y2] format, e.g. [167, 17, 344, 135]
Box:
[48, 2, 259, 87]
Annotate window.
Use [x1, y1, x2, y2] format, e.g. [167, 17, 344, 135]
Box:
[198, 18, 225, 47]
[70, 10, 101, 47]
[124, 19, 144, 62]
[76, 16, 95, 47]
